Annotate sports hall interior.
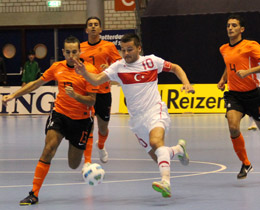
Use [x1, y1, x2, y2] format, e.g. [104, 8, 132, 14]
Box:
[1, 1, 260, 210]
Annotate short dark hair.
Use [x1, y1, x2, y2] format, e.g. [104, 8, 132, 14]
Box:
[64, 35, 80, 49]
[85, 16, 102, 28]
[121, 33, 141, 47]
[28, 50, 35, 56]
[227, 14, 245, 27]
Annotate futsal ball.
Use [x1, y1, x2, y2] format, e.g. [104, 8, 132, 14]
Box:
[82, 163, 105, 186]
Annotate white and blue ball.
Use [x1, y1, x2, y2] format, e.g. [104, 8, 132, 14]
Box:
[82, 163, 105, 186]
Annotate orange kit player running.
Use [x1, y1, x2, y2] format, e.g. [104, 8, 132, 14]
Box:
[2, 36, 99, 206]
[80, 16, 121, 168]
[218, 14, 260, 179]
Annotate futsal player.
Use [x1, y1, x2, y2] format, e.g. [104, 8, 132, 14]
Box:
[75, 33, 194, 198]
[218, 14, 260, 179]
[80, 17, 121, 169]
[2, 36, 99, 205]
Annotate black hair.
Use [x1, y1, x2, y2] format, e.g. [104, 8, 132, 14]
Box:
[85, 16, 102, 28]
[64, 35, 80, 49]
[227, 14, 245, 27]
[121, 33, 141, 47]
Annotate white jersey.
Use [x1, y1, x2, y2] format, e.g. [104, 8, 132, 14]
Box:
[104, 54, 165, 117]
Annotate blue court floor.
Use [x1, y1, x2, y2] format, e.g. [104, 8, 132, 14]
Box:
[0, 114, 260, 210]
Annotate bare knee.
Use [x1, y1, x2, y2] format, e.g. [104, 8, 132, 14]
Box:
[229, 125, 240, 137]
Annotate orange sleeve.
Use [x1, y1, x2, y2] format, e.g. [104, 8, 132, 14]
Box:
[41, 62, 59, 81]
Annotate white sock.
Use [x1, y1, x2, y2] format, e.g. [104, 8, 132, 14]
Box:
[168, 145, 184, 160]
[155, 146, 170, 183]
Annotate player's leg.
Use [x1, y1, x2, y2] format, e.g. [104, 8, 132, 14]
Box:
[68, 142, 84, 169]
[149, 127, 172, 198]
[94, 93, 111, 163]
[83, 125, 94, 165]
[20, 129, 64, 206]
[227, 110, 252, 179]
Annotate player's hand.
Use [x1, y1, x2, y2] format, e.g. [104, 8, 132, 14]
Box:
[181, 84, 195, 94]
[2, 95, 14, 107]
[65, 86, 75, 98]
[74, 59, 87, 76]
[100, 64, 109, 71]
[217, 81, 225, 91]
[236, 70, 248, 79]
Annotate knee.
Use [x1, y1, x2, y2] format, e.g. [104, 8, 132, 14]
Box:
[229, 125, 240, 137]
[68, 161, 80, 169]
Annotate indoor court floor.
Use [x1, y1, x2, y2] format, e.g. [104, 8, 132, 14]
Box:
[0, 113, 260, 210]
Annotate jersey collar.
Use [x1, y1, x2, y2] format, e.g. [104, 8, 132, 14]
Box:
[88, 39, 101, 46]
[229, 39, 243, 47]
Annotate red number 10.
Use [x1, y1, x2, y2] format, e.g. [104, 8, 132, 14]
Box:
[142, 58, 154, 70]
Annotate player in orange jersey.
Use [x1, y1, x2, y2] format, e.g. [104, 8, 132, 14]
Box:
[2, 36, 99, 206]
[80, 17, 121, 168]
[218, 14, 260, 179]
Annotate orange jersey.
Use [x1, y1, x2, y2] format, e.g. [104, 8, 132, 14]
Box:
[220, 39, 260, 92]
[41, 60, 99, 120]
[80, 40, 121, 93]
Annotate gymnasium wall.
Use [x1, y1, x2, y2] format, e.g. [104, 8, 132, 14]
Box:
[0, 0, 136, 86]
[0, 0, 136, 29]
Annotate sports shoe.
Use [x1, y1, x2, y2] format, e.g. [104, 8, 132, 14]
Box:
[19, 191, 38, 206]
[177, 139, 189, 166]
[81, 162, 91, 174]
[248, 125, 257, 130]
[237, 163, 253, 179]
[95, 140, 108, 163]
[152, 180, 171, 198]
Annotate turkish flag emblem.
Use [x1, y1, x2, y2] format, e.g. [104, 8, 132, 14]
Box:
[115, 0, 136, 11]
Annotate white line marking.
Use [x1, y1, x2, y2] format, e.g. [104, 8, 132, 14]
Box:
[0, 160, 228, 189]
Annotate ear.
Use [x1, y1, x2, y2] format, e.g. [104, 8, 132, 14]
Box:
[62, 48, 65, 56]
[241, 26, 245, 33]
[138, 46, 142, 53]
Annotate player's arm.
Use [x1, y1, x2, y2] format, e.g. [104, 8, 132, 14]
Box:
[74, 59, 110, 86]
[217, 68, 227, 91]
[2, 78, 47, 106]
[65, 86, 96, 106]
[163, 61, 195, 93]
[236, 65, 260, 79]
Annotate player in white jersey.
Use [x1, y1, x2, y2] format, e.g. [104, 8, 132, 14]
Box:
[74, 33, 195, 198]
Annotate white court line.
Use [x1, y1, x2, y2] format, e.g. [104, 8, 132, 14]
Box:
[0, 160, 227, 189]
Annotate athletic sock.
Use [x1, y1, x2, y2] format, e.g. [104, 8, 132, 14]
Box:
[167, 145, 183, 159]
[231, 134, 251, 165]
[155, 146, 171, 184]
[83, 134, 93, 163]
[32, 160, 50, 197]
[97, 130, 109, 149]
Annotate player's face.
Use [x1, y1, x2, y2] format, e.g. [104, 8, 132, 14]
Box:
[63, 42, 80, 66]
[86, 19, 102, 36]
[121, 41, 141, 64]
[227, 19, 244, 40]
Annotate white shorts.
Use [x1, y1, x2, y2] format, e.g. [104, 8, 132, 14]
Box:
[129, 102, 171, 152]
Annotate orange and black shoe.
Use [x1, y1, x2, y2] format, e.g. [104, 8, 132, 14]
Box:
[19, 191, 38, 206]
